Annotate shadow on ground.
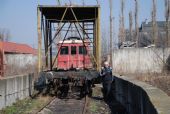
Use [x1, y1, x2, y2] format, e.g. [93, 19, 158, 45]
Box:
[91, 85, 128, 114]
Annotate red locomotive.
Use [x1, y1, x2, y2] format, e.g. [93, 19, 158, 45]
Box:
[57, 37, 92, 70]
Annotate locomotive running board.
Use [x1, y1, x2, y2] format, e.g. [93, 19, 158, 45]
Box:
[44, 70, 99, 80]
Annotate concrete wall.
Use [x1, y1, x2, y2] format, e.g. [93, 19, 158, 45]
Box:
[114, 75, 170, 114]
[112, 48, 170, 74]
[0, 74, 34, 109]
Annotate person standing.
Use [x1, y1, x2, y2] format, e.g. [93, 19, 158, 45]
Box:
[100, 61, 114, 101]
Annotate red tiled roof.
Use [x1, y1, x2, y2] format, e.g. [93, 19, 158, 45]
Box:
[0, 41, 37, 55]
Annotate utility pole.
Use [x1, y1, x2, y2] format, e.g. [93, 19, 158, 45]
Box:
[109, 0, 113, 66]
[165, 0, 170, 47]
[152, 0, 158, 46]
[134, 0, 139, 47]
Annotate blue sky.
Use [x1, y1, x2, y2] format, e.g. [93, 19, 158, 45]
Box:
[0, 0, 165, 48]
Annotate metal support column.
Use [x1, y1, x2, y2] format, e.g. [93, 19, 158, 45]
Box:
[45, 19, 49, 69]
[96, 7, 101, 71]
[49, 22, 53, 70]
[37, 7, 42, 72]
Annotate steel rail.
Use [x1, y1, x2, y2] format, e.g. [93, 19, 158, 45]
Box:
[82, 95, 89, 114]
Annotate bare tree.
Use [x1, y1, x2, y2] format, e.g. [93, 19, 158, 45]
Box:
[109, 0, 113, 65]
[82, 0, 85, 5]
[152, 0, 158, 46]
[119, 0, 125, 43]
[134, 0, 139, 47]
[96, 0, 99, 5]
[56, 0, 61, 5]
[0, 28, 11, 41]
[129, 11, 133, 41]
[118, 14, 121, 44]
[102, 29, 108, 57]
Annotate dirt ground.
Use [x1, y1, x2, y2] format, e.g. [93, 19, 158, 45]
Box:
[86, 85, 111, 114]
[86, 84, 127, 114]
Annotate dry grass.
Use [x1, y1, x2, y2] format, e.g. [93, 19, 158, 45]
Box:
[4, 63, 38, 77]
[123, 72, 170, 96]
[0, 96, 52, 114]
[135, 74, 170, 96]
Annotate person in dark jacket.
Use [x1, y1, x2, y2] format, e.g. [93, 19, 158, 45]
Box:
[100, 61, 114, 101]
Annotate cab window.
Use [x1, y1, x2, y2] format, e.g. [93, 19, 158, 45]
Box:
[79, 46, 87, 55]
[71, 46, 77, 55]
[60, 46, 68, 55]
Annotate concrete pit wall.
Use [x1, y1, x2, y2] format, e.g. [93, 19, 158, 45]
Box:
[0, 74, 34, 109]
[114, 76, 170, 114]
[112, 48, 170, 74]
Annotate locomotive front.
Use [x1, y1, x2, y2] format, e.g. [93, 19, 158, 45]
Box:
[57, 37, 92, 70]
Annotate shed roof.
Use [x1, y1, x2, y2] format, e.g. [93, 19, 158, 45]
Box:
[0, 41, 37, 55]
[38, 5, 99, 22]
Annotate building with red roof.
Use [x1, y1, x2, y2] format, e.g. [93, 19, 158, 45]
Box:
[0, 41, 37, 77]
[0, 41, 37, 55]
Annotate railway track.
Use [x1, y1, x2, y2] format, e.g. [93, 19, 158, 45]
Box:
[37, 94, 89, 114]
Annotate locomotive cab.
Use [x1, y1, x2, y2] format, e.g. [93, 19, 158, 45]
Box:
[57, 37, 92, 70]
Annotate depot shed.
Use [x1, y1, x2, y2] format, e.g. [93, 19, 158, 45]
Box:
[0, 42, 37, 76]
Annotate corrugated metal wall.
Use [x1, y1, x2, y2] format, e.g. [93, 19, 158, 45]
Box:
[4, 54, 37, 76]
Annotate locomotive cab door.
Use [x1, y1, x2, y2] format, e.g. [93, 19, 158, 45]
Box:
[70, 45, 78, 69]
[78, 45, 88, 69]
